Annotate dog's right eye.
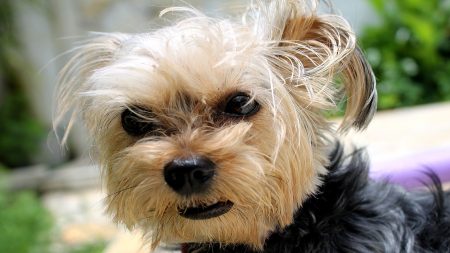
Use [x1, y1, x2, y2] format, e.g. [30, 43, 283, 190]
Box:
[121, 108, 156, 136]
[223, 92, 260, 117]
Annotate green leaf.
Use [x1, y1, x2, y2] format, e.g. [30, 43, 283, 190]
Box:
[0, 188, 53, 253]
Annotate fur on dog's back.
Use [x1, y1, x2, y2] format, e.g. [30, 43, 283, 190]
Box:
[186, 143, 450, 253]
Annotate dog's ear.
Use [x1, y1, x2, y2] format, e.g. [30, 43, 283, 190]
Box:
[54, 33, 129, 143]
[280, 15, 377, 131]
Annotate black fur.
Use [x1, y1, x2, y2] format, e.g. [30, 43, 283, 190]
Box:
[186, 143, 450, 253]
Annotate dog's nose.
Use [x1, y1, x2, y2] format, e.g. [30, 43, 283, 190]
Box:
[163, 156, 215, 196]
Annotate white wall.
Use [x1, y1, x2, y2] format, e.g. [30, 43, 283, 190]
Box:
[332, 0, 379, 33]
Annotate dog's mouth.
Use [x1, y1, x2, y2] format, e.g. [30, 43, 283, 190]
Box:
[178, 200, 234, 220]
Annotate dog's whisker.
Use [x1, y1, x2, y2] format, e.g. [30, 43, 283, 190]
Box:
[105, 185, 139, 200]
[137, 209, 157, 222]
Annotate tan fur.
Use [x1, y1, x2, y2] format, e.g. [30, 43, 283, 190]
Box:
[54, 0, 376, 250]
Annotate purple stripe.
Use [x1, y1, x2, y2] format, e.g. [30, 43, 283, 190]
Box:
[369, 146, 450, 188]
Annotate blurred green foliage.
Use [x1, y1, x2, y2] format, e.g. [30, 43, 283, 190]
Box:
[360, 0, 450, 109]
[68, 241, 107, 253]
[0, 175, 106, 253]
[0, 0, 45, 168]
[0, 90, 45, 167]
[0, 188, 53, 253]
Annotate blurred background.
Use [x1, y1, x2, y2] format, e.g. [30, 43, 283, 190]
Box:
[0, 0, 449, 252]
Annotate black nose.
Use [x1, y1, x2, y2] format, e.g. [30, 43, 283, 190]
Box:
[163, 156, 215, 196]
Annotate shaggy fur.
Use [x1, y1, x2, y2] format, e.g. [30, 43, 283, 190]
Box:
[54, 0, 449, 252]
[185, 143, 450, 252]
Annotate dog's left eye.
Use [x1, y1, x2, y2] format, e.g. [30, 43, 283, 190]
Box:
[223, 93, 260, 117]
[121, 107, 156, 136]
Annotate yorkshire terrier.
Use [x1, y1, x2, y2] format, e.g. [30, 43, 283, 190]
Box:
[54, 0, 450, 252]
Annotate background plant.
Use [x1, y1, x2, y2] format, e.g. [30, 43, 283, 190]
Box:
[0, 0, 45, 168]
[360, 0, 450, 110]
[68, 241, 107, 253]
[0, 187, 53, 253]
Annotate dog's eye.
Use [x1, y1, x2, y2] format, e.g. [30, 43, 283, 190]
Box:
[223, 93, 260, 117]
[121, 107, 156, 136]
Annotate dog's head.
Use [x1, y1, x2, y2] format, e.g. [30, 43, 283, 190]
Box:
[55, 0, 376, 249]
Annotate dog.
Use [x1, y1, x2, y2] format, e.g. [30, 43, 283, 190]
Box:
[54, 0, 450, 252]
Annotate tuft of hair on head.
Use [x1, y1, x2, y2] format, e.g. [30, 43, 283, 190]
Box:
[53, 32, 130, 144]
[252, 0, 377, 132]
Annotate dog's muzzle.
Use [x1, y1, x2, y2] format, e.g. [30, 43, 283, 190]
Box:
[164, 156, 234, 220]
[164, 156, 215, 196]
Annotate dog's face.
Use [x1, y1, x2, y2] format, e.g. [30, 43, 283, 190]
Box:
[55, 1, 376, 249]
